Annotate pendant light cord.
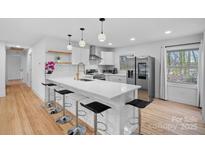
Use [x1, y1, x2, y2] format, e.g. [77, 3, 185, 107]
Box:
[81, 30, 84, 40]
[101, 21, 103, 34]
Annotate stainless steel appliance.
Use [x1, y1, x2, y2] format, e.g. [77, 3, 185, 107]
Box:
[86, 69, 105, 80]
[89, 46, 102, 60]
[102, 68, 118, 74]
[126, 56, 155, 102]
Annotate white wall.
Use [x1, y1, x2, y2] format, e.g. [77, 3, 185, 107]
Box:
[31, 39, 46, 101]
[0, 42, 6, 97]
[114, 34, 203, 99]
[21, 52, 27, 83]
[31, 37, 78, 101]
[26, 49, 32, 87]
[202, 32, 205, 120]
[167, 83, 198, 106]
[45, 37, 77, 78]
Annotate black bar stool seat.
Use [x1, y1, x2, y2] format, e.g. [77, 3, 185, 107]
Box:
[80, 101, 111, 135]
[81, 101, 111, 114]
[55, 89, 74, 124]
[55, 89, 73, 95]
[41, 83, 57, 87]
[125, 99, 151, 135]
[126, 99, 150, 108]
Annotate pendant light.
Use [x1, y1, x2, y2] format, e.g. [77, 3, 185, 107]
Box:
[98, 18, 106, 42]
[79, 28, 86, 47]
[67, 34, 72, 51]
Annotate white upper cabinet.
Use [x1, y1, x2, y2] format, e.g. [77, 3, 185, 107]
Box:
[72, 47, 89, 65]
[99, 51, 114, 65]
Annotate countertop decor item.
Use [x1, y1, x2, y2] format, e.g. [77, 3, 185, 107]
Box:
[55, 56, 61, 63]
[45, 61, 55, 74]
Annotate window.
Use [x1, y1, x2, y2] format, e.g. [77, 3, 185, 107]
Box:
[167, 48, 199, 84]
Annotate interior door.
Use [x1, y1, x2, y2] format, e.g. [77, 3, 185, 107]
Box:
[7, 55, 21, 80]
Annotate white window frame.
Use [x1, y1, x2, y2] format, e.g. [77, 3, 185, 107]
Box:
[166, 44, 200, 85]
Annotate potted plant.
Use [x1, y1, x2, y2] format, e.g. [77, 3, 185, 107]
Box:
[45, 61, 55, 74]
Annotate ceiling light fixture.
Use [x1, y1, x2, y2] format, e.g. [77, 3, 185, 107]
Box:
[165, 30, 172, 34]
[98, 18, 106, 42]
[67, 34, 72, 51]
[79, 28, 86, 48]
[108, 43, 112, 46]
[130, 37, 135, 41]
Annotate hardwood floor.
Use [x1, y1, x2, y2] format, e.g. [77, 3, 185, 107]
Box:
[142, 100, 205, 134]
[0, 80, 93, 135]
[0, 80, 205, 135]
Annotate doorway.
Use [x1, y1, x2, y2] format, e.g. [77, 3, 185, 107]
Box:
[6, 54, 22, 80]
[6, 46, 30, 86]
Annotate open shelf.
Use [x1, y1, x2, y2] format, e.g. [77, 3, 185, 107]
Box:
[55, 62, 72, 65]
[48, 50, 72, 54]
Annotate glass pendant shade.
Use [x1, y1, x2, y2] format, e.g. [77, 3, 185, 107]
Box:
[79, 39, 86, 47]
[67, 34, 72, 51]
[79, 28, 86, 48]
[98, 18, 106, 42]
[98, 33, 106, 42]
[67, 44, 72, 50]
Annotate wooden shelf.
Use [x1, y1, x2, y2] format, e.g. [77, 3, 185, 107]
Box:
[48, 50, 72, 54]
[55, 62, 72, 64]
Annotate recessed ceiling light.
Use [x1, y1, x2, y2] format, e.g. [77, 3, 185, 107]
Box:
[16, 45, 21, 48]
[108, 43, 112, 46]
[165, 30, 172, 34]
[130, 37, 135, 41]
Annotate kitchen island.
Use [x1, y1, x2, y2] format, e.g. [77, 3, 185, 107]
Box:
[47, 77, 141, 135]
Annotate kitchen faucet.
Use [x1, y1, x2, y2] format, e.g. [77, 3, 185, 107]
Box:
[76, 62, 85, 80]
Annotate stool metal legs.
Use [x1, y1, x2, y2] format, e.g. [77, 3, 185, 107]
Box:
[67, 100, 86, 135]
[48, 90, 62, 114]
[138, 109, 141, 135]
[129, 107, 142, 135]
[56, 95, 72, 124]
[94, 113, 97, 135]
[45, 87, 53, 108]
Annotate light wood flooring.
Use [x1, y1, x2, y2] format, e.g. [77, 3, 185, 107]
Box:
[0, 80, 205, 135]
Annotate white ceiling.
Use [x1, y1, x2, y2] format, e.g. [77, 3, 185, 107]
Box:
[0, 18, 205, 48]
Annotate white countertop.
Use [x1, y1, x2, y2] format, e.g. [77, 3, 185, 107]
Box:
[47, 77, 141, 100]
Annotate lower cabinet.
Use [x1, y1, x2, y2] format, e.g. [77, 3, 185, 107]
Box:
[105, 75, 126, 83]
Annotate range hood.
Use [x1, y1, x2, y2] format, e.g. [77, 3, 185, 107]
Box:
[89, 46, 102, 60]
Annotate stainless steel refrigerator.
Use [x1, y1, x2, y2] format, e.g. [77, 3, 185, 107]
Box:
[126, 56, 155, 102]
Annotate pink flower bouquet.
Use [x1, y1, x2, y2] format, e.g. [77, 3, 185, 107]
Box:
[45, 61, 55, 74]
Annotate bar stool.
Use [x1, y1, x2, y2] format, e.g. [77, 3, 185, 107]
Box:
[48, 87, 63, 114]
[125, 99, 151, 135]
[41, 83, 57, 108]
[55, 89, 74, 124]
[67, 94, 89, 135]
[80, 101, 111, 135]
